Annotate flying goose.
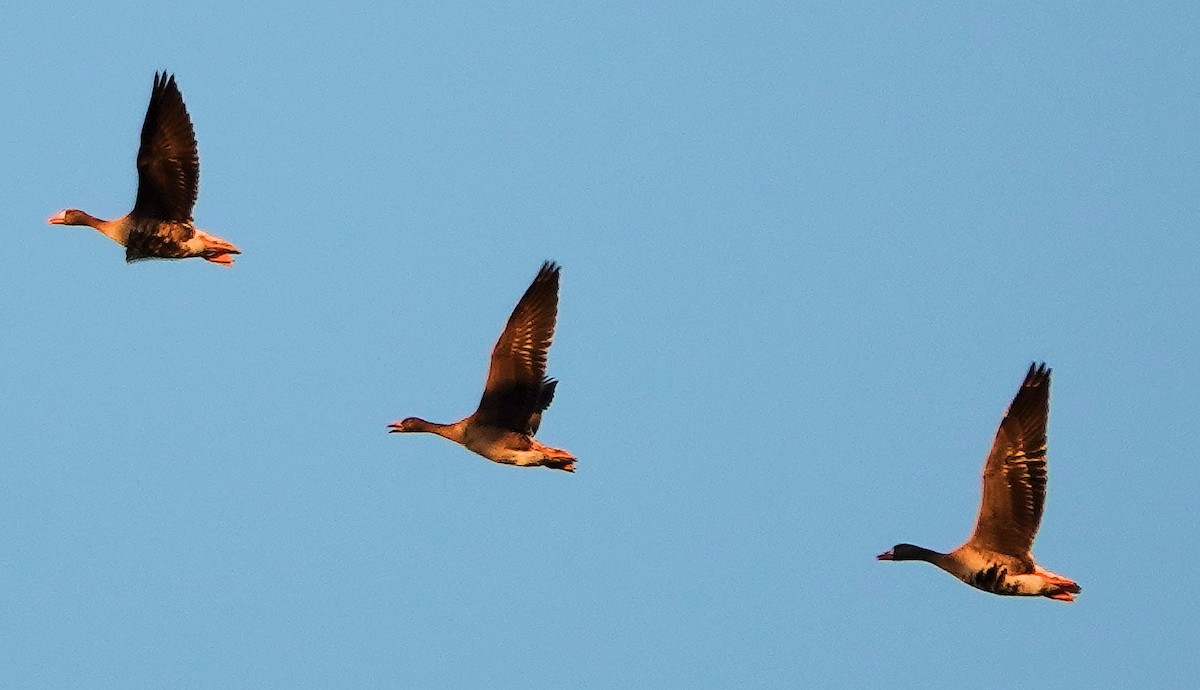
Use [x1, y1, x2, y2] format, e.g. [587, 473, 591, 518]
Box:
[878, 363, 1080, 602]
[389, 261, 575, 472]
[49, 72, 240, 266]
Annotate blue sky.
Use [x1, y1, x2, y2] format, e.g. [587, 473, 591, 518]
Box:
[2, 2, 1197, 687]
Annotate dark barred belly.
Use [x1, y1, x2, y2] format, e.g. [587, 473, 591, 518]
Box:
[967, 564, 1023, 596]
[126, 221, 194, 261]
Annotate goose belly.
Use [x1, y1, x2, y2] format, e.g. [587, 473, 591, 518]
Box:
[487, 449, 549, 467]
[462, 430, 544, 466]
[961, 564, 1045, 597]
[127, 221, 195, 259]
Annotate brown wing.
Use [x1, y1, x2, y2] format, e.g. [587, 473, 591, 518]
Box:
[474, 262, 560, 434]
[132, 72, 199, 221]
[968, 363, 1051, 557]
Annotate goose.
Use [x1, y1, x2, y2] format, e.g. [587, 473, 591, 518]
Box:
[389, 261, 575, 472]
[48, 72, 240, 266]
[878, 363, 1080, 602]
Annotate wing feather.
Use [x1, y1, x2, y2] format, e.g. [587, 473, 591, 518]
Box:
[132, 72, 199, 222]
[474, 262, 561, 434]
[968, 363, 1051, 557]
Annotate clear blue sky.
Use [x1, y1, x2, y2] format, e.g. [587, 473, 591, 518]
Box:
[2, 2, 1197, 687]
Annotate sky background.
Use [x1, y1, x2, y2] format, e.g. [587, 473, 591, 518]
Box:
[1, 2, 1197, 688]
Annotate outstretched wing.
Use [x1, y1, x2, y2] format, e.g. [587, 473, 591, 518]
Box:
[132, 72, 199, 221]
[968, 363, 1051, 557]
[474, 262, 560, 434]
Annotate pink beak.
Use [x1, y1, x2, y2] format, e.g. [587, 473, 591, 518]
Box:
[47, 211, 67, 224]
[876, 550, 895, 560]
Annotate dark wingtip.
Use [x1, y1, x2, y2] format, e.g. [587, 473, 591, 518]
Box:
[538, 260, 561, 279]
[1025, 361, 1051, 385]
[539, 378, 559, 411]
[152, 70, 178, 94]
